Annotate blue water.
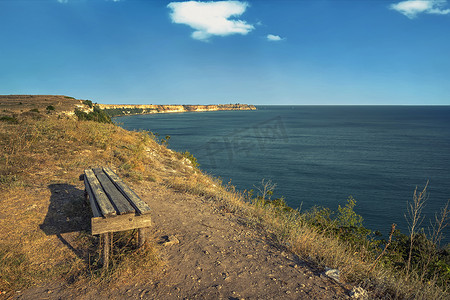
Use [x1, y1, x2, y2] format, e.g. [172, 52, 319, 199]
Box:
[116, 106, 450, 243]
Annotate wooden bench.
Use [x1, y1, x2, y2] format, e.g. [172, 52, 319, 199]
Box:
[83, 167, 152, 268]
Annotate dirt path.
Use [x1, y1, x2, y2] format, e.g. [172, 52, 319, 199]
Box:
[14, 181, 352, 299]
[131, 182, 351, 299]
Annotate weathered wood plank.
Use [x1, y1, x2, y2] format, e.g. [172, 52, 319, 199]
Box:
[102, 167, 151, 215]
[84, 175, 102, 218]
[93, 168, 135, 215]
[84, 169, 116, 217]
[91, 214, 152, 235]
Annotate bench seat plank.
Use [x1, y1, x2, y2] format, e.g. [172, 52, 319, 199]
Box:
[84, 169, 116, 217]
[103, 167, 151, 215]
[93, 168, 135, 215]
[84, 175, 102, 218]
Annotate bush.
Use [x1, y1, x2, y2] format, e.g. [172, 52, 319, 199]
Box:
[0, 115, 19, 124]
[182, 151, 199, 168]
[83, 100, 93, 108]
[74, 106, 112, 124]
[46, 105, 55, 111]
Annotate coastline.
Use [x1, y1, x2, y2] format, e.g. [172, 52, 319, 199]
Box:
[97, 103, 257, 117]
[1, 95, 448, 299]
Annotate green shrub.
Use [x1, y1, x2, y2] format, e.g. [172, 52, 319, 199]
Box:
[182, 150, 199, 168]
[82, 100, 93, 108]
[46, 105, 55, 111]
[0, 115, 19, 124]
[74, 106, 112, 124]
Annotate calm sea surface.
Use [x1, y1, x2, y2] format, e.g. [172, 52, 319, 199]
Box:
[116, 106, 450, 242]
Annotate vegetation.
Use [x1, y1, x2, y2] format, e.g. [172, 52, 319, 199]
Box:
[181, 150, 200, 168]
[102, 107, 157, 117]
[82, 100, 93, 108]
[168, 176, 449, 298]
[74, 106, 112, 124]
[0, 115, 19, 124]
[0, 102, 448, 299]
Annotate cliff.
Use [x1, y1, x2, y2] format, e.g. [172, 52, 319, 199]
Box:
[0, 96, 256, 119]
[96, 103, 257, 117]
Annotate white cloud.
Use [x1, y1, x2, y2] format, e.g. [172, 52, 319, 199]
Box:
[57, 0, 68, 3]
[390, 0, 450, 18]
[266, 34, 284, 41]
[167, 1, 254, 41]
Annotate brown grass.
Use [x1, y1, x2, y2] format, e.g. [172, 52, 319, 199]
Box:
[0, 102, 448, 299]
[165, 164, 449, 299]
[0, 112, 172, 293]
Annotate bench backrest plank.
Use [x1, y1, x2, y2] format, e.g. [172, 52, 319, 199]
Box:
[103, 167, 151, 215]
[93, 168, 135, 215]
[84, 169, 117, 217]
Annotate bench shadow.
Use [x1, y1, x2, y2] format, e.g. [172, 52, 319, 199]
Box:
[40, 184, 93, 261]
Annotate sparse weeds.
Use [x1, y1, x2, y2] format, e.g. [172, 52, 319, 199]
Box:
[1, 105, 448, 299]
[0, 115, 19, 124]
[168, 171, 449, 298]
[0, 113, 166, 293]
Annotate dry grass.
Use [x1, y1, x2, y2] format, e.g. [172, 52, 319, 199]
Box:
[0, 103, 447, 299]
[0, 113, 174, 293]
[166, 167, 449, 299]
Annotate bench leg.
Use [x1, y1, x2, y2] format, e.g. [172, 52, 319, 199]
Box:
[102, 232, 113, 268]
[138, 227, 149, 248]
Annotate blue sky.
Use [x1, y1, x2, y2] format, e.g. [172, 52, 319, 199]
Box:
[1, 0, 449, 105]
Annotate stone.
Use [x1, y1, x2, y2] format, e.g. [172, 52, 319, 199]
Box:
[163, 235, 179, 246]
[324, 267, 340, 282]
[349, 286, 368, 299]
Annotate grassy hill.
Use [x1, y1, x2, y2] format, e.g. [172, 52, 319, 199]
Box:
[0, 96, 448, 299]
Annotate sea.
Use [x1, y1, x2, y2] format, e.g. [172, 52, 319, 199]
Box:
[115, 106, 450, 243]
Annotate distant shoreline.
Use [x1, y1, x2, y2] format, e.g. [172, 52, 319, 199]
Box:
[97, 103, 257, 117]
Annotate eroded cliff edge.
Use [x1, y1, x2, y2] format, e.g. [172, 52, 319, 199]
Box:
[97, 103, 257, 117]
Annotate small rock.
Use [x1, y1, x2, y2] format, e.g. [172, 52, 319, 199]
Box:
[163, 235, 179, 246]
[349, 286, 368, 299]
[324, 267, 340, 282]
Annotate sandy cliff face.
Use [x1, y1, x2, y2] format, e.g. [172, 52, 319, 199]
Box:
[96, 104, 256, 116]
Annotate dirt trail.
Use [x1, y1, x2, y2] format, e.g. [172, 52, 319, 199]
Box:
[14, 181, 351, 299]
[131, 182, 350, 299]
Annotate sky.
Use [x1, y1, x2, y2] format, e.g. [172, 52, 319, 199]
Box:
[0, 0, 449, 105]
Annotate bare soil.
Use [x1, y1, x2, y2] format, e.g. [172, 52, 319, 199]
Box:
[13, 181, 352, 300]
